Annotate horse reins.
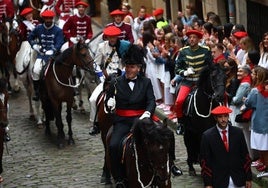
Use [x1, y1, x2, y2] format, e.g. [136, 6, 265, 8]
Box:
[52, 62, 84, 88]
[193, 89, 213, 118]
[133, 142, 155, 188]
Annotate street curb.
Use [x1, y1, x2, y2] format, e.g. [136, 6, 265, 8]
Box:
[155, 107, 268, 187]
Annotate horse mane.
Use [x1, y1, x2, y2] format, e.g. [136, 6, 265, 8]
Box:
[55, 47, 73, 64]
[132, 118, 172, 145]
[197, 65, 210, 89]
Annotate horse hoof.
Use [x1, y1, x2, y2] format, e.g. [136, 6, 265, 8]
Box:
[29, 115, 36, 121]
[68, 139, 75, 145]
[58, 143, 65, 149]
[189, 169, 197, 176]
[37, 123, 44, 129]
[100, 177, 112, 185]
[13, 86, 20, 93]
[79, 108, 86, 114]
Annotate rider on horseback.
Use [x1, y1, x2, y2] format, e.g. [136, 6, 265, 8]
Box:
[175, 30, 213, 134]
[88, 26, 130, 135]
[105, 44, 182, 188]
[28, 10, 65, 101]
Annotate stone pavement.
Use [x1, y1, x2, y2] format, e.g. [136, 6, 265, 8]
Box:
[0, 17, 265, 188]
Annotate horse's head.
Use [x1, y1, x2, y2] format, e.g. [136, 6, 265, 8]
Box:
[132, 118, 172, 183]
[74, 40, 94, 72]
[198, 64, 226, 104]
[210, 63, 227, 103]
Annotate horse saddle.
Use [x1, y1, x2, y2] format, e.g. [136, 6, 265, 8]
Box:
[183, 88, 197, 117]
[120, 133, 133, 164]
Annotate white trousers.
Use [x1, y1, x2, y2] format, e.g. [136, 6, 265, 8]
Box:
[89, 82, 104, 122]
[32, 59, 44, 81]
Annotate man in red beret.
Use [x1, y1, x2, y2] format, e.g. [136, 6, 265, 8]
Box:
[54, 0, 80, 28]
[62, 1, 93, 47]
[153, 8, 169, 29]
[28, 10, 65, 101]
[106, 9, 134, 43]
[200, 105, 252, 188]
[175, 29, 212, 135]
[15, 7, 40, 81]
[88, 26, 131, 135]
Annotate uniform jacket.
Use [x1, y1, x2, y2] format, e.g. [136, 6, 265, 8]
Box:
[94, 40, 130, 75]
[55, 0, 79, 21]
[0, 0, 14, 21]
[105, 75, 156, 124]
[200, 125, 252, 188]
[28, 23, 64, 60]
[63, 14, 93, 41]
[18, 20, 39, 41]
[175, 45, 212, 81]
[106, 22, 134, 43]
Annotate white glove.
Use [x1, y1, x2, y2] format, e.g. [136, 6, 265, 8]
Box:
[33, 44, 41, 53]
[70, 37, 78, 44]
[41, 0, 49, 3]
[60, 13, 65, 17]
[85, 39, 90, 44]
[183, 67, 195, 76]
[107, 97, 116, 111]
[45, 50, 54, 56]
[139, 111, 151, 120]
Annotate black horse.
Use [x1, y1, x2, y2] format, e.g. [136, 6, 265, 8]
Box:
[183, 63, 227, 175]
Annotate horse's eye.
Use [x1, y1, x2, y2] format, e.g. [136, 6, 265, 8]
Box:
[80, 53, 87, 57]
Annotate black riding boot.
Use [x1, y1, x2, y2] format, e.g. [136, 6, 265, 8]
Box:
[89, 122, 100, 135]
[169, 133, 183, 176]
[32, 80, 40, 101]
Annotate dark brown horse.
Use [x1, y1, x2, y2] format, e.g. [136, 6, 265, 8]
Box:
[183, 63, 226, 176]
[40, 41, 93, 148]
[0, 17, 21, 93]
[0, 78, 9, 183]
[96, 74, 116, 185]
[106, 118, 172, 188]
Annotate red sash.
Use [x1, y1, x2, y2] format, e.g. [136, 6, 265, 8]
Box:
[116, 109, 160, 122]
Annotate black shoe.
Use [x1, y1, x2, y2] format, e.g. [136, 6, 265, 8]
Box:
[89, 123, 100, 135]
[176, 123, 184, 135]
[32, 94, 39, 101]
[171, 165, 183, 176]
[4, 132, 11, 142]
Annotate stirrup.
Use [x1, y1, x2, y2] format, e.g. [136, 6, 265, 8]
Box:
[89, 125, 100, 135]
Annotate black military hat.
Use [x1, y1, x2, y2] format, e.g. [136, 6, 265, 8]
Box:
[122, 44, 145, 65]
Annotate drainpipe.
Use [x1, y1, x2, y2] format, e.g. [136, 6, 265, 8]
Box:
[228, 0, 236, 24]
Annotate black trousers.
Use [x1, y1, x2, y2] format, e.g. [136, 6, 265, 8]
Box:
[109, 120, 133, 181]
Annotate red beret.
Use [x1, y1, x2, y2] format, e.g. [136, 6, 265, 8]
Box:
[75, 1, 89, 8]
[20, 7, 33, 16]
[186, 29, 203, 39]
[103, 26, 121, 37]
[211, 106, 232, 115]
[153, 8, 164, 16]
[233, 31, 248, 39]
[41, 10, 56, 18]
[110, 9, 125, 16]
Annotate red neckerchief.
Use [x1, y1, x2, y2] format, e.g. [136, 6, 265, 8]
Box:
[240, 75, 251, 84]
[257, 85, 268, 98]
[213, 54, 225, 63]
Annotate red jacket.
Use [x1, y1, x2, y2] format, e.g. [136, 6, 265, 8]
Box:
[0, 0, 14, 21]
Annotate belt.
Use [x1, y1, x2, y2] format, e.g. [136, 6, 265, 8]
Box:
[116, 109, 160, 122]
[185, 77, 199, 81]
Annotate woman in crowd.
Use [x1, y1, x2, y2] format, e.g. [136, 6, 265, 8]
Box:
[258, 32, 268, 69]
[245, 67, 268, 178]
